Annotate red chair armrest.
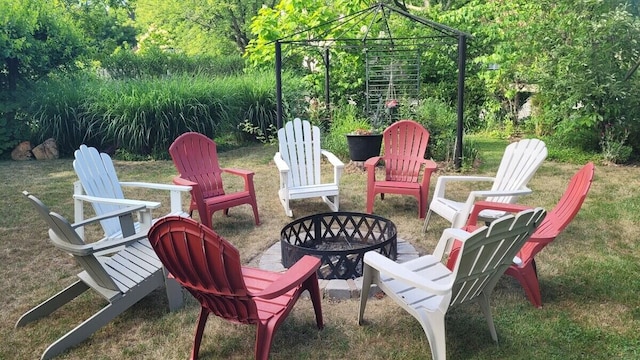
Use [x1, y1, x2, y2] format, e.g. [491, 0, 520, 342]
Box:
[251, 255, 321, 299]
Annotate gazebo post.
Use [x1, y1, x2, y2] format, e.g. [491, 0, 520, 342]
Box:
[455, 34, 467, 170]
[324, 48, 331, 116]
[276, 40, 283, 129]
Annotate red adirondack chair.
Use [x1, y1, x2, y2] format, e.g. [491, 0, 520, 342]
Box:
[169, 132, 260, 228]
[365, 120, 437, 218]
[148, 216, 324, 360]
[448, 162, 595, 308]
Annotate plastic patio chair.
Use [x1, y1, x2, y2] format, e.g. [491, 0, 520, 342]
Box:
[455, 162, 595, 308]
[147, 216, 324, 360]
[423, 138, 547, 231]
[365, 119, 437, 218]
[169, 132, 260, 228]
[359, 207, 546, 360]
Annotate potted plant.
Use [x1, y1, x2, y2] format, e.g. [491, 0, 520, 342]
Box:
[344, 96, 401, 161]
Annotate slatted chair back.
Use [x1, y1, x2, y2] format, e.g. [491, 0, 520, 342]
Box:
[382, 119, 430, 183]
[149, 215, 258, 323]
[448, 207, 547, 307]
[487, 138, 548, 204]
[169, 132, 226, 200]
[537, 162, 594, 238]
[277, 118, 323, 188]
[74, 144, 128, 238]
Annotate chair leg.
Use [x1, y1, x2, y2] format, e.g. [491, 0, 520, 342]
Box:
[255, 322, 276, 360]
[477, 292, 498, 342]
[163, 272, 184, 312]
[505, 262, 543, 308]
[251, 201, 261, 225]
[303, 274, 324, 329]
[422, 209, 433, 233]
[419, 311, 447, 360]
[191, 308, 210, 360]
[358, 264, 375, 325]
[279, 194, 293, 217]
[322, 195, 339, 212]
[16, 281, 89, 328]
[40, 287, 147, 360]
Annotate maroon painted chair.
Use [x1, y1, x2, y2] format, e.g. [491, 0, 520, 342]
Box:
[365, 120, 437, 218]
[169, 132, 260, 228]
[148, 216, 324, 360]
[447, 162, 595, 308]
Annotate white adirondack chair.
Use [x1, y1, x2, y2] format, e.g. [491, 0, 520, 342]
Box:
[423, 138, 547, 231]
[274, 118, 344, 217]
[18, 191, 183, 360]
[359, 207, 546, 360]
[73, 145, 191, 241]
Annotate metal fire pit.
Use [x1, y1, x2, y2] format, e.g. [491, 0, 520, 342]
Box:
[281, 212, 397, 279]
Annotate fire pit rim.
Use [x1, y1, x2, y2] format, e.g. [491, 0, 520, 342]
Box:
[280, 211, 398, 279]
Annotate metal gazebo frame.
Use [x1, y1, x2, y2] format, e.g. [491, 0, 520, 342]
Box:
[274, 2, 471, 169]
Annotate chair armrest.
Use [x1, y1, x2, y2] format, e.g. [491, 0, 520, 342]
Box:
[251, 255, 321, 299]
[70, 204, 147, 230]
[451, 187, 533, 228]
[119, 181, 191, 215]
[432, 175, 496, 199]
[73, 194, 161, 209]
[222, 167, 254, 178]
[321, 149, 344, 184]
[363, 252, 453, 295]
[273, 153, 290, 173]
[364, 156, 382, 170]
[419, 159, 438, 187]
[466, 201, 532, 226]
[119, 181, 191, 192]
[431, 227, 474, 259]
[50, 228, 147, 256]
[320, 149, 345, 168]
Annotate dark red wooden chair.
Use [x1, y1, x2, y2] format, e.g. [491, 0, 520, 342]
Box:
[447, 162, 595, 308]
[148, 216, 324, 360]
[365, 120, 437, 218]
[169, 132, 260, 228]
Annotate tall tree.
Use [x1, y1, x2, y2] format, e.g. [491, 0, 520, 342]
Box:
[1, 0, 84, 155]
[135, 0, 275, 55]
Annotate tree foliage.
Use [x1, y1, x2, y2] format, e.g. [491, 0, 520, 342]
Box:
[134, 0, 274, 55]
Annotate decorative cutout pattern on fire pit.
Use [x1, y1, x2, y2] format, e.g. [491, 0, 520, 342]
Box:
[281, 212, 397, 279]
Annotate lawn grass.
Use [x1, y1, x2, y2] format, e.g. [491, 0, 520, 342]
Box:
[1, 137, 639, 359]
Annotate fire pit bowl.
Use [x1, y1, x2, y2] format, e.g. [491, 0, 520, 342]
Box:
[281, 212, 397, 279]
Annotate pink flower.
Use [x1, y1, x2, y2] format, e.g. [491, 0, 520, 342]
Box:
[385, 99, 398, 108]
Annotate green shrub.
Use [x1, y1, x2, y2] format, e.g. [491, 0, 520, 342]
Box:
[101, 48, 245, 79]
[411, 98, 457, 161]
[25, 70, 284, 158]
[323, 104, 371, 159]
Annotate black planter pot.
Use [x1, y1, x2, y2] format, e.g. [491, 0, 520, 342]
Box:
[346, 134, 383, 161]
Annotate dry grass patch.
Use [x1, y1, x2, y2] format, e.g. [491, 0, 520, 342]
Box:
[2, 139, 639, 359]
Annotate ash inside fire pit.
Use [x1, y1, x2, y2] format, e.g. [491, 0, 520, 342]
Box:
[281, 212, 397, 279]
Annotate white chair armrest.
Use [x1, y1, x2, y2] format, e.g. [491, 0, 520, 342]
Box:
[432, 175, 496, 199]
[70, 204, 146, 230]
[320, 149, 344, 168]
[119, 181, 191, 214]
[118, 181, 191, 192]
[273, 152, 290, 173]
[364, 252, 453, 295]
[73, 194, 161, 209]
[321, 149, 344, 184]
[431, 227, 473, 259]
